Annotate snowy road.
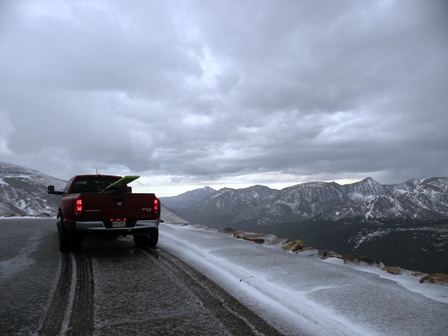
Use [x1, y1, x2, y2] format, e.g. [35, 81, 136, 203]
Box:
[0, 218, 281, 335]
[1, 218, 448, 335]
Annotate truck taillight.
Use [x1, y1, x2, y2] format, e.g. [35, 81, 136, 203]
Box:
[75, 199, 83, 213]
[154, 199, 159, 211]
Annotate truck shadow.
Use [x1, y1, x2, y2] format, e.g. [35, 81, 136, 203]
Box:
[81, 236, 159, 260]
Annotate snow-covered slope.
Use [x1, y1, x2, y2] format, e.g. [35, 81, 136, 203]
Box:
[0, 161, 66, 216]
[321, 177, 448, 221]
[343, 177, 389, 203]
[273, 181, 352, 221]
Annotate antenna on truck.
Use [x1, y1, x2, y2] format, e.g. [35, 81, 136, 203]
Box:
[96, 168, 99, 174]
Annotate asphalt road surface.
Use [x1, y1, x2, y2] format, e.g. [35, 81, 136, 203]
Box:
[0, 218, 282, 336]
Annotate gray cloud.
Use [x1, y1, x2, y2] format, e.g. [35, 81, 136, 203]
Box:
[1, 0, 447, 195]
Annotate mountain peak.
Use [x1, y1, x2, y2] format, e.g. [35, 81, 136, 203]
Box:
[361, 176, 379, 184]
[161, 185, 217, 209]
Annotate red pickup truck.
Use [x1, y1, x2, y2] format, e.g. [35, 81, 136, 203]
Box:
[48, 174, 160, 252]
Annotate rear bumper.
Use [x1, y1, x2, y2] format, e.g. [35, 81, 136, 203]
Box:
[75, 219, 159, 232]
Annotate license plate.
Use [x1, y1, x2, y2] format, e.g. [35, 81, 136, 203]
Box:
[112, 221, 126, 228]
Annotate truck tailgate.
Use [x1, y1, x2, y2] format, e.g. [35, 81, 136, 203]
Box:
[78, 193, 159, 221]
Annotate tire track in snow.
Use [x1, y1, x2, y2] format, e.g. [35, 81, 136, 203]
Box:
[39, 253, 72, 334]
[66, 252, 94, 336]
[40, 251, 94, 335]
[145, 248, 284, 336]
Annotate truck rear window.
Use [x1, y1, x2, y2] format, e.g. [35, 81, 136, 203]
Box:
[72, 176, 121, 194]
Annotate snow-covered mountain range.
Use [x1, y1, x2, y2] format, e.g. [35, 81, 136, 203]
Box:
[0, 161, 66, 216]
[2, 160, 447, 224]
[162, 177, 448, 226]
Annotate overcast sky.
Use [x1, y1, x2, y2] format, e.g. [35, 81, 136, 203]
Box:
[1, 0, 447, 196]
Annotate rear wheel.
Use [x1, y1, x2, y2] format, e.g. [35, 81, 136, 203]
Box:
[134, 228, 158, 249]
[57, 214, 83, 252]
[70, 233, 83, 251]
[148, 227, 159, 248]
[57, 215, 70, 252]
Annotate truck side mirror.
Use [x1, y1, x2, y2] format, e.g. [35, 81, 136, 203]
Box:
[48, 185, 63, 195]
